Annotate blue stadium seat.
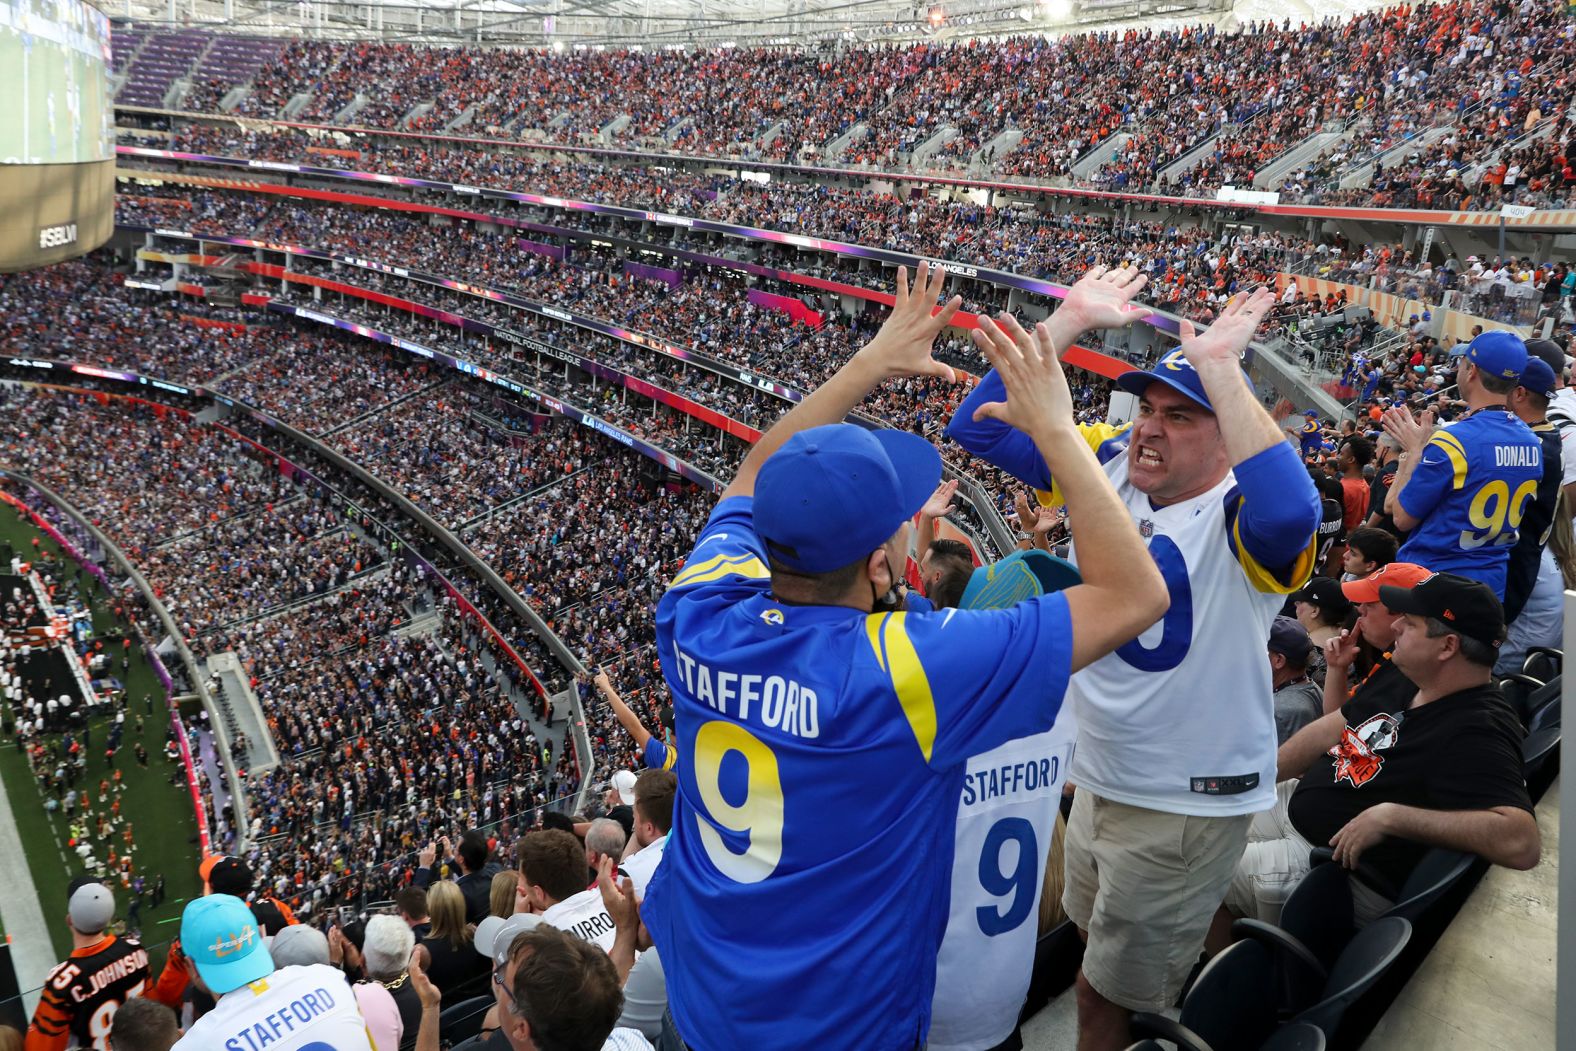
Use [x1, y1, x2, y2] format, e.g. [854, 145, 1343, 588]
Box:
[1497, 673, 1546, 728]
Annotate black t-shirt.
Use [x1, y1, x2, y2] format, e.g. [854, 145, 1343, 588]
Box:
[1316, 497, 1344, 565]
[1504, 421, 1563, 623]
[1367, 460, 1409, 543]
[1289, 681, 1532, 892]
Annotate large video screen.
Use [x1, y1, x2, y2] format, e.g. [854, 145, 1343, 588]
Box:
[0, 0, 113, 165]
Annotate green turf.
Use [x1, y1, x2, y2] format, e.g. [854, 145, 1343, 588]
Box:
[0, 507, 204, 979]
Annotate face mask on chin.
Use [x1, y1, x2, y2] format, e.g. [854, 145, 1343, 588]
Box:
[870, 554, 905, 614]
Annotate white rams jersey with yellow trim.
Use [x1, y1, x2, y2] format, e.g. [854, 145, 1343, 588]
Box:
[1066, 455, 1314, 816]
[170, 965, 374, 1051]
[929, 714, 1077, 1051]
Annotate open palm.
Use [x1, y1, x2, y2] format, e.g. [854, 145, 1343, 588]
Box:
[1060, 265, 1152, 331]
[1178, 288, 1276, 368]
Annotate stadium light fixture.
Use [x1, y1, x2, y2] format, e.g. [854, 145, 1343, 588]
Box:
[1039, 0, 1075, 19]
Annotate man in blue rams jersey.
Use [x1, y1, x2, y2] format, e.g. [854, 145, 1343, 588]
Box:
[1383, 330, 1541, 597]
[645, 263, 1169, 1051]
[951, 286, 1321, 1051]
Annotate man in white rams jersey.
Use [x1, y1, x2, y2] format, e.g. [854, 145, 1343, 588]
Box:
[930, 550, 1080, 1051]
[170, 894, 374, 1051]
[952, 283, 1321, 1051]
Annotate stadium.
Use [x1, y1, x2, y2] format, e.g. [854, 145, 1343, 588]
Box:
[0, 0, 1568, 1046]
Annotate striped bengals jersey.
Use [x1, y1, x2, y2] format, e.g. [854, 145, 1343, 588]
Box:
[27, 935, 151, 1051]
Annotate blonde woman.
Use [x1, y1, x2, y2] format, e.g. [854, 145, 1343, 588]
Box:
[411, 881, 489, 995]
[490, 868, 523, 919]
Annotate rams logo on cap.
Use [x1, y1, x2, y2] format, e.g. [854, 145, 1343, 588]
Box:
[1159, 349, 1195, 373]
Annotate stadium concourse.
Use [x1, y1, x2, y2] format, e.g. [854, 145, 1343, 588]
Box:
[0, 0, 1571, 1047]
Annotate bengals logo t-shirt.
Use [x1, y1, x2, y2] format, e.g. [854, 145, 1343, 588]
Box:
[1288, 679, 1532, 891]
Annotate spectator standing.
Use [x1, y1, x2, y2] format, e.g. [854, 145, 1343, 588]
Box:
[583, 820, 627, 887]
[169, 894, 373, 1051]
[1337, 436, 1374, 531]
[27, 878, 150, 1051]
[416, 831, 502, 925]
[619, 769, 674, 896]
[107, 998, 179, 1051]
[361, 915, 421, 1049]
[490, 926, 651, 1051]
[412, 881, 490, 996]
[396, 886, 432, 940]
[953, 286, 1320, 1051]
[490, 871, 524, 920]
[1384, 331, 1540, 596]
[518, 831, 619, 954]
[1342, 526, 1399, 581]
[1500, 355, 1567, 669]
[647, 264, 1167, 1050]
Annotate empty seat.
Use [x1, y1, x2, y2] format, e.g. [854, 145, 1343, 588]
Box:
[1521, 645, 1561, 683]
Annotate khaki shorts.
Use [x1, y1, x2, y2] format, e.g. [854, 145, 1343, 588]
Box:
[1062, 790, 1253, 1012]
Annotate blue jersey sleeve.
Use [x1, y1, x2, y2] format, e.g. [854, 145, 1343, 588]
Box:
[948, 370, 1055, 490]
[642, 736, 677, 771]
[860, 593, 1073, 770]
[1224, 443, 1322, 588]
[667, 496, 771, 595]
[950, 370, 1130, 505]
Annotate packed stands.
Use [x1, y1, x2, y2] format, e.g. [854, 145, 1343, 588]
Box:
[113, 0, 1576, 208]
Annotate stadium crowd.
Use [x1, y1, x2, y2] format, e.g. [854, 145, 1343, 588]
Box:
[152, 0, 1576, 208]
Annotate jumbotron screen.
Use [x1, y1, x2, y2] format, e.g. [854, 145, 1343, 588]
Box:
[0, 0, 113, 165]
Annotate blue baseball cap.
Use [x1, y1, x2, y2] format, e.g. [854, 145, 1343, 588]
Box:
[181, 893, 275, 995]
[1454, 330, 1527, 381]
[1519, 357, 1558, 400]
[754, 424, 941, 574]
[960, 549, 1081, 610]
[1115, 348, 1252, 412]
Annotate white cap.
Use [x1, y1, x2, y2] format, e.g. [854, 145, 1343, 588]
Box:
[611, 769, 637, 806]
[68, 880, 115, 934]
[267, 924, 330, 967]
[474, 913, 546, 966]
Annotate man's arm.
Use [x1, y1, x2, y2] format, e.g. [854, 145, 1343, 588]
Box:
[597, 857, 640, 984]
[968, 316, 1167, 671]
[1381, 406, 1441, 531]
[408, 952, 443, 1051]
[1183, 291, 1321, 573]
[720, 263, 962, 500]
[948, 266, 1151, 487]
[590, 670, 650, 751]
[1277, 710, 1344, 781]
[1330, 803, 1541, 871]
[914, 479, 957, 580]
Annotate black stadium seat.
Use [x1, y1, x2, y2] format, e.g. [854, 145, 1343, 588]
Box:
[1233, 916, 1411, 1039]
[1276, 859, 1354, 974]
[1130, 939, 1278, 1051]
[1497, 673, 1547, 727]
[1520, 646, 1562, 684]
[439, 993, 495, 1046]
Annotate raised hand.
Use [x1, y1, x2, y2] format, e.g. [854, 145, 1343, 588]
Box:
[920, 478, 959, 520]
[1013, 490, 1060, 535]
[1058, 264, 1152, 332]
[858, 262, 965, 380]
[969, 314, 1075, 439]
[1177, 287, 1277, 370]
[1382, 404, 1434, 456]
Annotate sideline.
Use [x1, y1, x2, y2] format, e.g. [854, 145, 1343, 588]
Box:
[0, 753, 55, 1020]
